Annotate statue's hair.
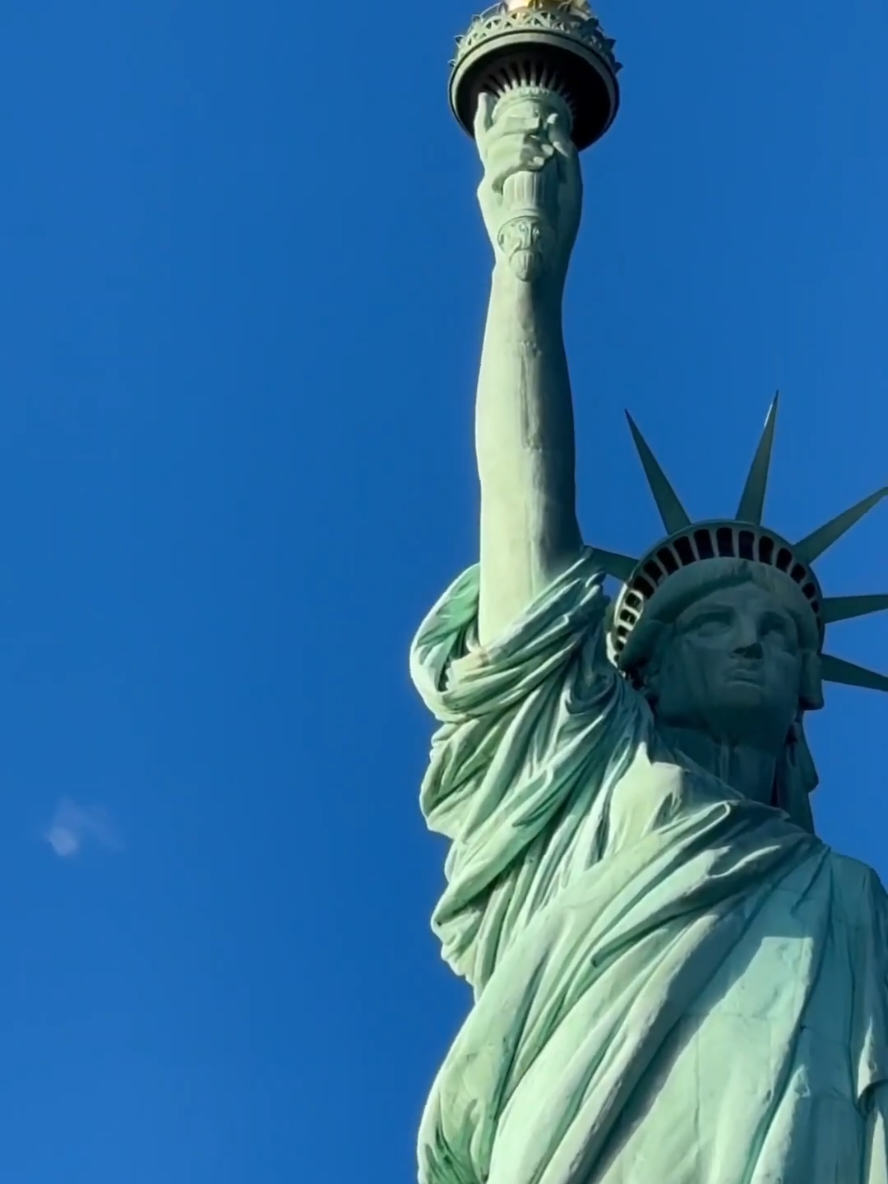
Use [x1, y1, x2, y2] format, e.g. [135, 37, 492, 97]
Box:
[616, 558, 821, 833]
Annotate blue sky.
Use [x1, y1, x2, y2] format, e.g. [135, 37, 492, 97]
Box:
[0, 0, 886, 1180]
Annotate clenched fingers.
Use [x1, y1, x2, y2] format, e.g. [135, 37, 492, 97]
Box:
[473, 92, 496, 146]
[545, 111, 575, 160]
[482, 132, 556, 193]
[475, 95, 545, 152]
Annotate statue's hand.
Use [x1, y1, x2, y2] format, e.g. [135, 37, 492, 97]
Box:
[475, 89, 582, 285]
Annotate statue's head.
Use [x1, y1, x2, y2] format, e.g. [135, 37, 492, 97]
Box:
[621, 559, 822, 754]
[594, 399, 888, 827]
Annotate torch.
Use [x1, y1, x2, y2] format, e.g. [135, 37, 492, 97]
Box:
[449, 0, 621, 275]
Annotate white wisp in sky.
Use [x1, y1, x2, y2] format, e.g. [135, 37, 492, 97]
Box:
[44, 797, 123, 858]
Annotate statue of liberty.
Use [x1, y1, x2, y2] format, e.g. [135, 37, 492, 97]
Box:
[409, 5, 888, 1181]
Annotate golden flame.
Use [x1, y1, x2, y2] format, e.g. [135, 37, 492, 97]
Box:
[504, 0, 593, 15]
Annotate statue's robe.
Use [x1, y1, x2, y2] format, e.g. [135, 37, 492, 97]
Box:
[410, 552, 888, 1184]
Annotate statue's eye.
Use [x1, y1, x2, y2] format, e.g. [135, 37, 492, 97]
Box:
[762, 616, 795, 649]
[687, 611, 731, 636]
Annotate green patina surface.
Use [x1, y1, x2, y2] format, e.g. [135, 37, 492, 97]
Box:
[411, 50, 888, 1184]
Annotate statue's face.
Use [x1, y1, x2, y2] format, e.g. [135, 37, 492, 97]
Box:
[649, 582, 802, 752]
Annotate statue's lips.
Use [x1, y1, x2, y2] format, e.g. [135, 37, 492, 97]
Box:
[725, 664, 765, 683]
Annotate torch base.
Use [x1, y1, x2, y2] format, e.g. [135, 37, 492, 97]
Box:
[450, 25, 619, 150]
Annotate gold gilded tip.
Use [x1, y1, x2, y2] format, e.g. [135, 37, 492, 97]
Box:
[505, 0, 593, 15]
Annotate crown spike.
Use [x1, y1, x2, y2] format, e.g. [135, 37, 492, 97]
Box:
[795, 487, 888, 564]
[625, 412, 691, 534]
[822, 595, 888, 625]
[820, 653, 888, 693]
[592, 548, 638, 582]
[735, 393, 779, 524]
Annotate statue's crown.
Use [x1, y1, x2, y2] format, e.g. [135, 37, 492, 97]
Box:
[599, 397, 888, 693]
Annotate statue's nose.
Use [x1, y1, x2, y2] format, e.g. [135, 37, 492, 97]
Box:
[734, 638, 763, 659]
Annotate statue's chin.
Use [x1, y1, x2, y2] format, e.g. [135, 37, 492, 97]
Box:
[508, 249, 543, 282]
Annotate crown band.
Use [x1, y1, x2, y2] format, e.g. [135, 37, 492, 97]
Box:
[610, 521, 825, 660]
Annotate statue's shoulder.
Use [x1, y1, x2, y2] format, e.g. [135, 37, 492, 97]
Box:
[828, 847, 883, 885]
[824, 846, 888, 926]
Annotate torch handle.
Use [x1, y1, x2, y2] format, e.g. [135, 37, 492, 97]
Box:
[503, 164, 556, 218]
[492, 86, 572, 280]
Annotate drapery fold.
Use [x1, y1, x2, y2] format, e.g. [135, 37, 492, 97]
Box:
[411, 554, 888, 1184]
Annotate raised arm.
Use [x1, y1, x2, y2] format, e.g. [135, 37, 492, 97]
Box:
[473, 90, 585, 644]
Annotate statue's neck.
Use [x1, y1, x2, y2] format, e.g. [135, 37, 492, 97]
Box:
[658, 724, 777, 806]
